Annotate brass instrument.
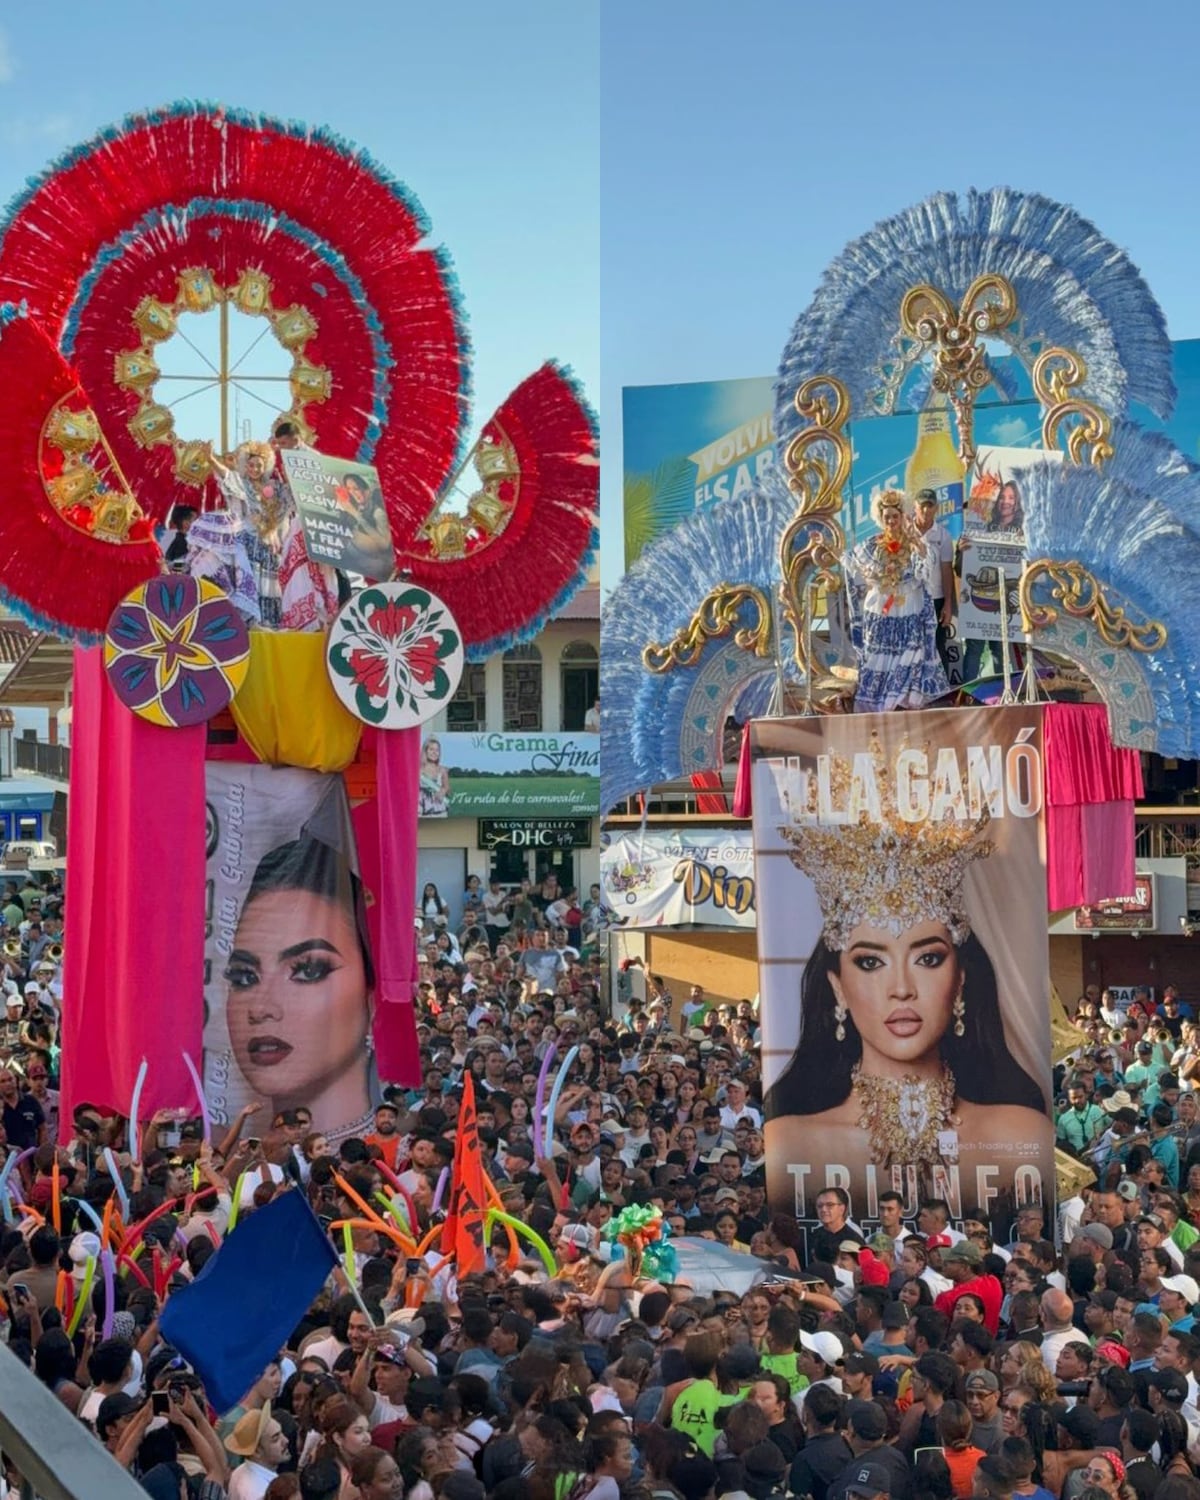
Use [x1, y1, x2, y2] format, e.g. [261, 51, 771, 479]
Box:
[3, 939, 22, 959]
[44, 942, 62, 964]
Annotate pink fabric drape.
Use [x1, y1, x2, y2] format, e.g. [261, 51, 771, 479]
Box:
[351, 728, 420, 1086]
[60, 647, 206, 1127]
[1043, 702, 1143, 909]
[732, 722, 753, 818]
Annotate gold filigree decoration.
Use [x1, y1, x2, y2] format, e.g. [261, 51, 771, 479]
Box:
[415, 423, 523, 561]
[1020, 558, 1165, 653]
[1032, 346, 1114, 468]
[115, 267, 330, 488]
[899, 273, 1017, 471]
[777, 375, 853, 679]
[642, 583, 772, 673]
[40, 396, 152, 545]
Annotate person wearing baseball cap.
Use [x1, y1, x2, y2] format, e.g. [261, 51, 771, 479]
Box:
[963, 1370, 1003, 1454]
[933, 1239, 1002, 1333]
[841, 1351, 880, 1400]
[1159, 1274, 1200, 1330]
[796, 1329, 845, 1415]
[842, 1457, 892, 1500]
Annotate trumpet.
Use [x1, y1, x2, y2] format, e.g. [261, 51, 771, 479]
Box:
[44, 943, 62, 964]
[3, 939, 22, 959]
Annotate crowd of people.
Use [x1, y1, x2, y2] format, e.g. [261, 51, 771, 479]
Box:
[7, 909, 1200, 1500]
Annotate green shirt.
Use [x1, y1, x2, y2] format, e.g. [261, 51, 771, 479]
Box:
[760, 1349, 809, 1398]
[671, 1379, 740, 1456]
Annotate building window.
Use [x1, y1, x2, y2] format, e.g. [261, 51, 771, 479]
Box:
[503, 645, 542, 731]
[447, 662, 487, 731]
[561, 640, 599, 731]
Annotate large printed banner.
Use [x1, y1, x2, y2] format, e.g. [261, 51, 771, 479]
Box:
[750, 706, 1054, 1245]
[419, 732, 599, 818]
[204, 763, 378, 1139]
[600, 828, 756, 929]
[622, 340, 1200, 564]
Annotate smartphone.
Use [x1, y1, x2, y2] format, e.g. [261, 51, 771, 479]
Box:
[9, 1283, 28, 1302]
[246, 1137, 261, 1150]
[406, 1257, 422, 1275]
[152, 1391, 170, 1416]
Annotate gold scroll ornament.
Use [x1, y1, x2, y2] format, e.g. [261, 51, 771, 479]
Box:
[899, 273, 1017, 473]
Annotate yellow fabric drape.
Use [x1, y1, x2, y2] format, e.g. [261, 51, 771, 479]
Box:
[231, 631, 361, 772]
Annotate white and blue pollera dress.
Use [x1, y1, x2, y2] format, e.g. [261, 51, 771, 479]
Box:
[844, 535, 950, 713]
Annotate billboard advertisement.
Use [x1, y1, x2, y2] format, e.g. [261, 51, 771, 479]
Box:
[600, 828, 756, 929]
[750, 706, 1054, 1243]
[622, 340, 1200, 564]
[418, 732, 600, 818]
[204, 763, 377, 1139]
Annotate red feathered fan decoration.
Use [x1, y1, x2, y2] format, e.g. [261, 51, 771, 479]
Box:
[399, 362, 598, 657]
[0, 305, 160, 637]
[0, 104, 468, 526]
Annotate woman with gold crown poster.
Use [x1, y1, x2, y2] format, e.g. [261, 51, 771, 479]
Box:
[751, 706, 1054, 1242]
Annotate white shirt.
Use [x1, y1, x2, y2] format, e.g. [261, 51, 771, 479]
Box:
[720, 1103, 762, 1130]
[237, 1164, 285, 1209]
[921, 1267, 953, 1297]
[228, 1459, 276, 1500]
[301, 1333, 348, 1371]
[1039, 1326, 1079, 1374]
[924, 513, 954, 564]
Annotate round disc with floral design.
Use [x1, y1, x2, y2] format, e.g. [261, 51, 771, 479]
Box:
[104, 576, 251, 727]
[327, 583, 464, 728]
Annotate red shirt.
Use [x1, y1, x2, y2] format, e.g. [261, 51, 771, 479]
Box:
[935, 1273, 1003, 1333]
[364, 1133, 402, 1172]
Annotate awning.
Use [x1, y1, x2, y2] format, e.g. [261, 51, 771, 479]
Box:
[0, 633, 74, 707]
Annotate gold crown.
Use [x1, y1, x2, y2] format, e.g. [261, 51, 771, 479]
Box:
[778, 731, 992, 951]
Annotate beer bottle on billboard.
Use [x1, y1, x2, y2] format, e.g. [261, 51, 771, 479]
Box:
[905, 394, 964, 529]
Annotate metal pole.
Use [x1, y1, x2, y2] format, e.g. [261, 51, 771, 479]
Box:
[998, 566, 1016, 705]
[219, 297, 230, 456]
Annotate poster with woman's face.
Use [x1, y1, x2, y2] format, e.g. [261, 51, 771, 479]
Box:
[204, 764, 376, 1139]
[751, 706, 1053, 1245]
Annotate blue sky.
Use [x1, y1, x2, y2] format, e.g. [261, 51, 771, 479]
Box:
[0, 3, 598, 457]
[600, 0, 1200, 592]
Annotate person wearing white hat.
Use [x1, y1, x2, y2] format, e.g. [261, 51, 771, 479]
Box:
[1159, 1277, 1200, 1332]
[793, 1330, 845, 1416]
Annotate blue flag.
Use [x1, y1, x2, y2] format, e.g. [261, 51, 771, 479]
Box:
[160, 1189, 338, 1413]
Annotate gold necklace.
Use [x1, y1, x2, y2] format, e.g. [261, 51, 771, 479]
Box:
[869, 532, 916, 594]
[850, 1063, 960, 1169]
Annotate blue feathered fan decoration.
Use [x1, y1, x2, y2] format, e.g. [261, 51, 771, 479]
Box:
[1016, 422, 1200, 757]
[601, 474, 798, 811]
[775, 188, 1175, 457]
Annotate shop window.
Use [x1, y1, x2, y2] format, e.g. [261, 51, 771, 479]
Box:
[560, 640, 599, 731]
[447, 662, 487, 730]
[503, 645, 542, 731]
[489, 842, 528, 886]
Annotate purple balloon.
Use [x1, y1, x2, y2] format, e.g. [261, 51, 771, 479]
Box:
[101, 1251, 116, 1339]
[532, 1044, 558, 1159]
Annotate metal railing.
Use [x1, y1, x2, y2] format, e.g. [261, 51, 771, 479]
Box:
[0, 1341, 146, 1499]
[13, 739, 69, 782]
[1134, 807, 1200, 865]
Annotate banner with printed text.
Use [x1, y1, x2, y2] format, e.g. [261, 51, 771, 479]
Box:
[600, 828, 756, 929]
[419, 732, 599, 818]
[751, 706, 1053, 1249]
[282, 449, 395, 580]
[204, 763, 377, 1139]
